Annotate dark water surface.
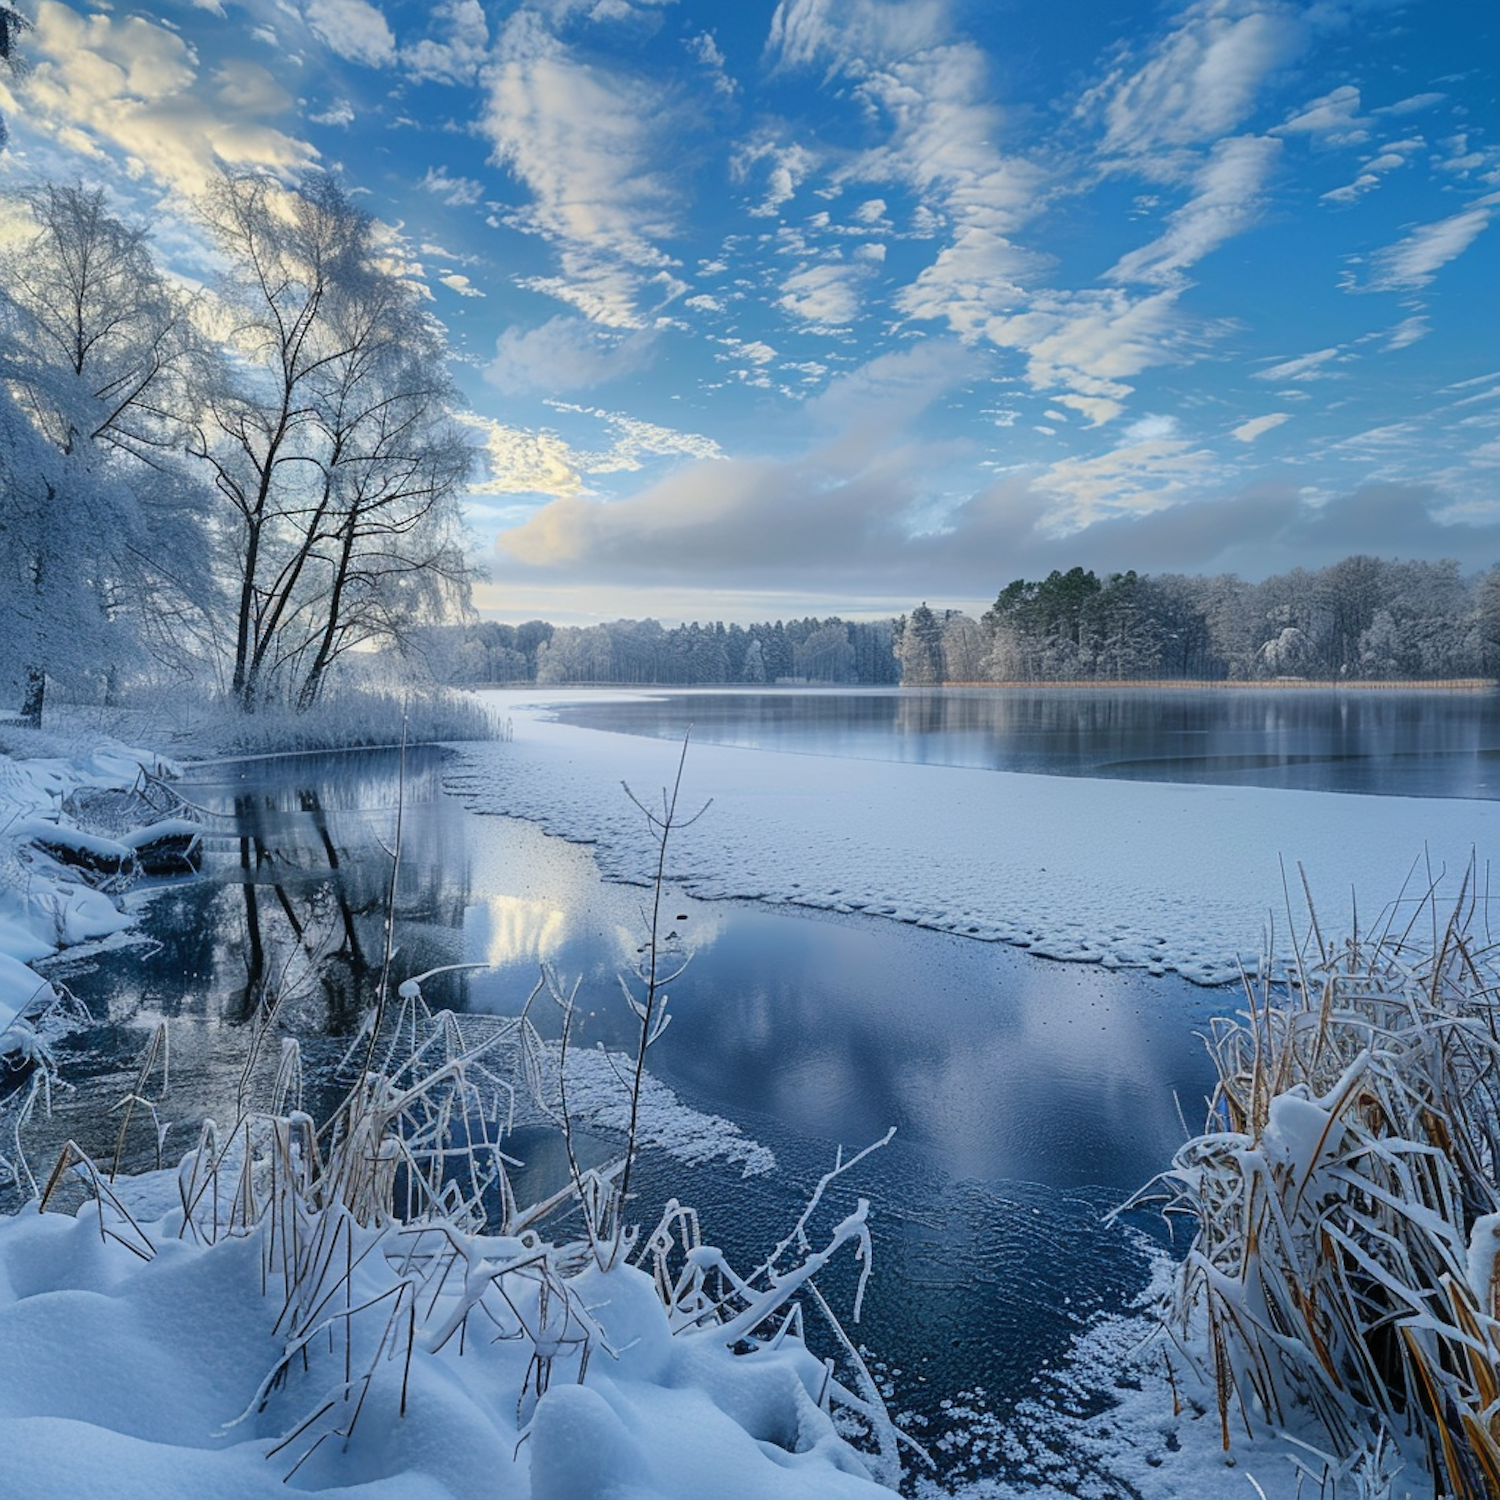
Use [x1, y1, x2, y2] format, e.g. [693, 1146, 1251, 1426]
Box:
[28, 742, 1233, 1474]
[550, 685, 1500, 798]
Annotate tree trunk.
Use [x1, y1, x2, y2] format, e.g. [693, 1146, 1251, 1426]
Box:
[20, 667, 45, 727]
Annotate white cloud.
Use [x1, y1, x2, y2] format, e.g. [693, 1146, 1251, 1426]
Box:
[985, 287, 1188, 422]
[487, 316, 658, 394]
[777, 261, 862, 327]
[769, 2, 1042, 343]
[1055, 394, 1120, 427]
[1232, 412, 1289, 442]
[309, 99, 355, 127]
[482, 10, 683, 327]
[1320, 136, 1421, 203]
[1376, 91, 1445, 117]
[1108, 134, 1281, 285]
[728, 339, 777, 365]
[1382, 315, 1428, 351]
[402, 0, 488, 86]
[304, 0, 396, 68]
[1364, 201, 1494, 291]
[1088, 0, 1307, 162]
[767, 0, 950, 73]
[685, 30, 735, 95]
[11, 3, 317, 195]
[421, 166, 484, 205]
[1254, 346, 1345, 382]
[733, 138, 820, 217]
[1277, 83, 1366, 145]
[1033, 418, 1218, 529]
[439, 272, 484, 297]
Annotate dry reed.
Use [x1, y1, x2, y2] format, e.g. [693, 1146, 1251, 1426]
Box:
[1126, 864, 1500, 1497]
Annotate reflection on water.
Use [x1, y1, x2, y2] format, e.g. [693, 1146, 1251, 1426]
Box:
[19, 750, 473, 1191]
[23, 745, 1230, 1473]
[548, 686, 1500, 798]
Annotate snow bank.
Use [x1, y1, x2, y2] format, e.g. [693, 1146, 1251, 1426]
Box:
[0, 737, 173, 1035]
[449, 690, 1500, 987]
[0, 1165, 892, 1500]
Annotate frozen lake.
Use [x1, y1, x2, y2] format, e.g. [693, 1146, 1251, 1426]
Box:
[31, 685, 1499, 1489]
[34, 740, 1229, 1488]
[551, 684, 1500, 799]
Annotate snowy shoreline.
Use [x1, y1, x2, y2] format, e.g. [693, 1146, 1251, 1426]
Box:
[0, 733, 175, 1033]
[450, 687, 1500, 989]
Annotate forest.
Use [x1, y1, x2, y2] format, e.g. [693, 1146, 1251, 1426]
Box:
[899, 560, 1500, 684]
[430, 557, 1500, 689]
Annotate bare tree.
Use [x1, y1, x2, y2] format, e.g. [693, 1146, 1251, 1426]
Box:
[193, 173, 476, 711]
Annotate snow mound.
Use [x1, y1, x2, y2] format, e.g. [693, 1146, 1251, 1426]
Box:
[0, 1167, 891, 1500]
[1, 738, 173, 1038]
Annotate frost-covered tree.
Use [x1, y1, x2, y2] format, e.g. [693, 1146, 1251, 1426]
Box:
[895, 604, 944, 684]
[938, 612, 986, 683]
[794, 622, 855, 682]
[0, 4, 27, 151]
[0, 183, 209, 721]
[741, 637, 767, 683]
[193, 173, 475, 711]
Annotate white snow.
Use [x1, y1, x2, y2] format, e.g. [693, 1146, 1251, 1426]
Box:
[0, 1184, 892, 1500]
[448, 689, 1500, 987]
[0, 736, 172, 1035]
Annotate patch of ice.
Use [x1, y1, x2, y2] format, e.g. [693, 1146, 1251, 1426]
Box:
[447, 692, 1497, 990]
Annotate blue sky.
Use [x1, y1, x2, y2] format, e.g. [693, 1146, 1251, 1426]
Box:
[2, 0, 1496, 623]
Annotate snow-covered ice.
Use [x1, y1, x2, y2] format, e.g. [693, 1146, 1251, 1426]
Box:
[449, 689, 1499, 988]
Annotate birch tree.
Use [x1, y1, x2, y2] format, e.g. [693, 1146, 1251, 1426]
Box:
[194, 173, 475, 711]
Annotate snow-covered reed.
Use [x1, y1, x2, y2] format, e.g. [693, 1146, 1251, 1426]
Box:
[1131, 867, 1500, 1498]
[42, 685, 505, 757]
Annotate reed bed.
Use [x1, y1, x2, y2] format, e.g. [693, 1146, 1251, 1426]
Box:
[1130, 869, 1500, 1497]
[23, 946, 897, 1482]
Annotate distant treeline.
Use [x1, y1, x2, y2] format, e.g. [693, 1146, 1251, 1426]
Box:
[423, 616, 901, 686]
[896, 557, 1500, 684]
[424, 556, 1500, 691]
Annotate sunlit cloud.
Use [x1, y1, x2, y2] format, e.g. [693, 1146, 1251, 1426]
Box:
[9, 2, 317, 195]
[303, 0, 396, 68]
[464, 405, 724, 503]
